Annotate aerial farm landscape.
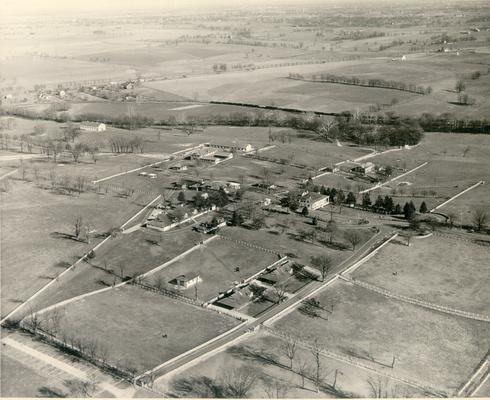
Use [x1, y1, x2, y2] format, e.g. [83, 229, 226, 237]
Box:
[0, 0, 489, 398]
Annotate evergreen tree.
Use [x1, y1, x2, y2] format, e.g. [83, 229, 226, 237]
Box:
[362, 192, 372, 208]
[374, 195, 384, 210]
[312, 216, 318, 225]
[320, 185, 328, 195]
[394, 203, 402, 214]
[383, 195, 394, 214]
[177, 191, 186, 203]
[346, 191, 356, 205]
[403, 202, 416, 220]
[302, 206, 309, 216]
[419, 201, 428, 213]
[230, 210, 244, 226]
[335, 189, 345, 205]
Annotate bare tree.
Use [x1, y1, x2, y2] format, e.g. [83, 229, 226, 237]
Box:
[296, 356, 309, 389]
[222, 366, 258, 398]
[344, 230, 362, 251]
[471, 206, 488, 231]
[263, 379, 289, 398]
[367, 376, 401, 398]
[310, 255, 332, 281]
[67, 143, 85, 163]
[283, 336, 298, 369]
[311, 340, 328, 393]
[74, 216, 83, 239]
[273, 283, 288, 304]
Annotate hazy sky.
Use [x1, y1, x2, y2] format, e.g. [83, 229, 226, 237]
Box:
[2, 0, 327, 16]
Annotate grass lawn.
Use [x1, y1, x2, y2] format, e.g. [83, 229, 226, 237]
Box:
[352, 235, 490, 315]
[152, 236, 279, 301]
[156, 329, 425, 398]
[0, 179, 152, 318]
[41, 285, 240, 374]
[272, 280, 490, 393]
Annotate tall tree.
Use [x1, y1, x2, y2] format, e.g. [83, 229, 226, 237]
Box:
[310, 255, 332, 281]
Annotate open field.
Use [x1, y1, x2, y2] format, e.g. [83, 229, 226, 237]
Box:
[39, 285, 240, 373]
[272, 280, 490, 393]
[145, 53, 490, 117]
[352, 235, 490, 315]
[0, 179, 152, 318]
[151, 236, 279, 301]
[156, 329, 426, 398]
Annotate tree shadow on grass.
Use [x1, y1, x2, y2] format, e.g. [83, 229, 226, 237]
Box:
[49, 232, 80, 242]
[37, 386, 66, 397]
[168, 375, 226, 398]
[226, 344, 281, 368]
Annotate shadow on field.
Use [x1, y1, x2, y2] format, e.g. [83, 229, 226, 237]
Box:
[38, 386, 66, 398]
[169, 375, 226, 398]
[227, 344, 281, 368]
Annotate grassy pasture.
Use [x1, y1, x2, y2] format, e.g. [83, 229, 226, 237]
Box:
[439, 182, 490, 226]
[272, 280, 490, 393]
[69, 101, 259, 122]
[352, 235, 490, 315]
[27, 227, 204, 315]
[41, 285, 239, 373]
[151, 237, 278, 301]
[157, 329, 425, 398]
[0, 179, 151, 318]
[220, 224, 359, 269]
[262, 141, 372, 170]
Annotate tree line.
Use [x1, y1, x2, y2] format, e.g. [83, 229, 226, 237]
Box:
[288, 72, 432, 95]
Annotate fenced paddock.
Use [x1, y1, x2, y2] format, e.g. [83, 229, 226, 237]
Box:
[150, 236, 279, 302]
[271, 279, 490, 393]
[351, 235, 490, 315]
[33, 285, 239, 374]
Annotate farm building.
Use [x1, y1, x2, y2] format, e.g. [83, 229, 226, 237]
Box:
[299, 192, 329, 211]
[210, 181, 241, 191]
[206, 141, 254, 153]
[200, 151, 233, 164]
[340, 161, 375, 175]
[80, 122, 106, 132]
[171, 273, 201, 290]
[169, 164, 188, 171]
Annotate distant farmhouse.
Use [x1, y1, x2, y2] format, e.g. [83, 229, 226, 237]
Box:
[80, 122, 106, 132]
[340, 161, 375, 175]
[299, 192, 330, 211]
[171, 273, 201, 290]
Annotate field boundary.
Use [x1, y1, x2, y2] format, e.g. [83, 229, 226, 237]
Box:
[430, 180, 485, 212]
[263, 326, 445, 397]
[0, 194, 165, 324]
[359, 162, 428, 194]
[216, 234, 282, 256]
[457, 351, 490, 397]
[133, 321, 248, 384]
[340, 276, 490, 322]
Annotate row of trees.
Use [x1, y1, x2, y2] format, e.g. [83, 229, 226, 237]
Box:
[289, 72, 432, 95]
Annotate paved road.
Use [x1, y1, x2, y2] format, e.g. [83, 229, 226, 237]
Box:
[149, 226, 391, 381]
